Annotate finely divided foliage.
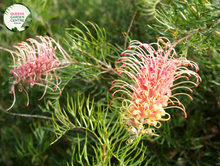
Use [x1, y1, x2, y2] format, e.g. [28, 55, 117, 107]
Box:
[52, 92, 150, 165]
[110, 37, 201, 140]
[1, 32, 202, 165]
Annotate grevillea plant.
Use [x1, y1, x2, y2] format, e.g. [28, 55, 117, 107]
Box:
[110, 37, 202, 140]
[2, 36, 71, 111]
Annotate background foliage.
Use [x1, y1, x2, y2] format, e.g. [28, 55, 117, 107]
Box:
[0, 0, 220, 165]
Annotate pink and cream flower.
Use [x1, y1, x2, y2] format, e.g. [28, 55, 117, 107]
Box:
[110, 37, 201, 137]
[3, 36, 71, 111]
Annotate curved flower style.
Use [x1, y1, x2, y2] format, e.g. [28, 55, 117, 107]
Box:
[110, 37, 201, 138]
[3, 36, 71, 111]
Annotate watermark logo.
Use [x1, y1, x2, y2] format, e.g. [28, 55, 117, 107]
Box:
[3, 3, 32, 32]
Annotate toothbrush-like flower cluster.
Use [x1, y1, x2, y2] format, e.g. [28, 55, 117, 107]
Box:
[110, 37, 201, 139]
[4, 36, 71, 111]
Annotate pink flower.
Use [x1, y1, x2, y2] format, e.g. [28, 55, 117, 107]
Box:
[110, 37, 201, 137]
[4, 36, 71, 111]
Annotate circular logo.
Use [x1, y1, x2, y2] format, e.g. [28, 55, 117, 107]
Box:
[3, 3, 32, 32]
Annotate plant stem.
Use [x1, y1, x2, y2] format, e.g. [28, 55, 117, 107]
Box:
[172, 26, 207, 48]
[102, 143, 106, 163]
[124, 8, 138, 50]
[1, 108, 56, 121]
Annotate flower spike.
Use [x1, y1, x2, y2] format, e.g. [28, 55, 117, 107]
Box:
[110, 37, 201, 138]
[2, 36, 72, 111]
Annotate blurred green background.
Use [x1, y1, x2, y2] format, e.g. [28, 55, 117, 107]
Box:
[0, 0, 220, 165]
